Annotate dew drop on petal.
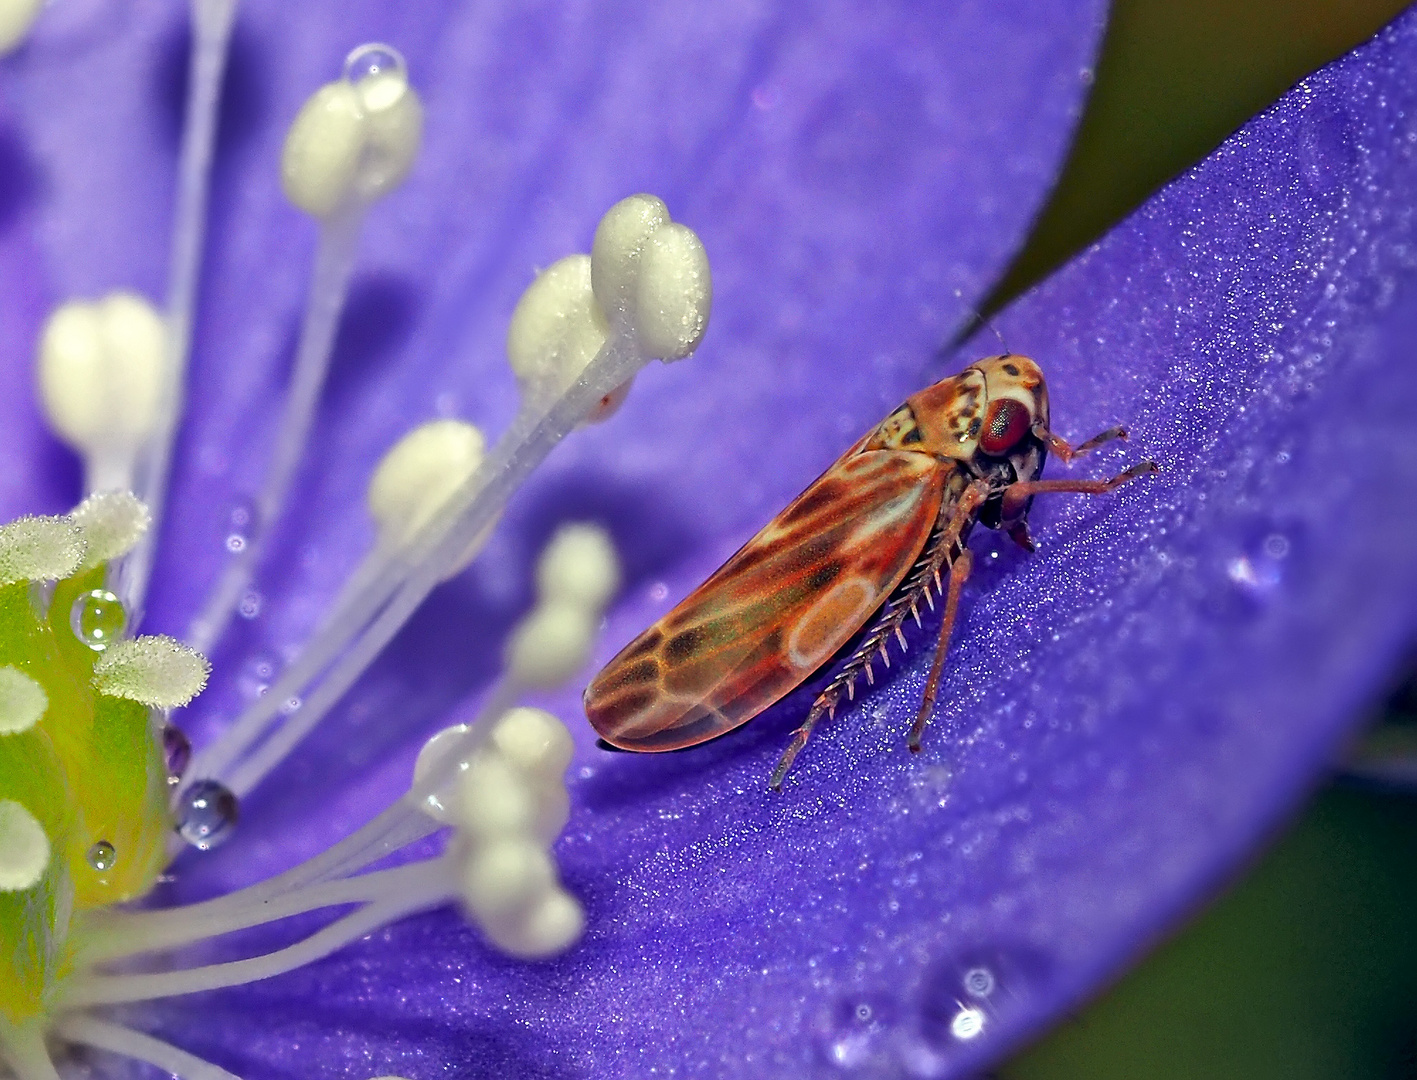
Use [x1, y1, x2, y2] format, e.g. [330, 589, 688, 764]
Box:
[949, 1005, 986, 1040]
[815, 995, 896, 1072]
[86, 840, 115, 871]
[69, 588, 127, 651]
[176, 779, 239, 850]
[238, 653, 278, 699]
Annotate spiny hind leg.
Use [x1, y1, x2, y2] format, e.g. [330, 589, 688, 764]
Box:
[909, 547, 972, 752]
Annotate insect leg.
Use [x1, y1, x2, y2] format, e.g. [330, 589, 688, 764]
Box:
[998, 459, 1157, 521]
[1031, 422, 1129, 464]
[769, 700, 830, 791]
[908, 547, 973, 753]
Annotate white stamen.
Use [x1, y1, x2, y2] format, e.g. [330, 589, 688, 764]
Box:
[458, 837, 555, 924]
[70, 490, 150, 569]
[504, 602, 597, 689]
[66, 860, 455, 1005]
[483, 887, 585, 960]
[122, 0, 240, 612]
[488, 707, 575, 786]
[36, 293, 165, 493]
[187, 43, 423, 655]
[0, 798, 49, 891]
[534, 523, 621, 612]
[0, 0, 42, 54]
[0, 515, 84, 585]
[590, 193, 670, 325]
[281, 44, 422, 218]
[0, 667, 46, 734]
[92, 636, 211, 708]
[367, 419, 491, 571]
[190, 197, 704, 803]
[452, 754, 537, 839]
[634, 222, 712, 360]
[506, 255, 612, 413]
[55, 1016, 242, 1080]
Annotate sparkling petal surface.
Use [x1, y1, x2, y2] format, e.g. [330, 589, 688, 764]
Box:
[0, 0, 1117, 1077]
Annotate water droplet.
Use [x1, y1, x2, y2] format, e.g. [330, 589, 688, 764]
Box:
[238, 590, 263, 619]
[176, 779, 239, 850]
[1226, 530, 1290, 596]
[648, 581, 669, 602]
[239, 654, 278, 699]
[69, 589, 127, 651]
[815, 994, 898, 1071]
[917, 943, 1055, 1056]
[162, 725, 191, 783]
[87, 840, 115, 871]
[225, 497, 256, 554]
[949, 1005, 986, 1040]
[343, 42, 407, 87]
[961, 966, 995, 998]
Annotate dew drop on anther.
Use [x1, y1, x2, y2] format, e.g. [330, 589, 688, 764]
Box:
[70, 589, 127, 651]
[87, 840, 116, 871]
[176, 779, 239, 850]
[162, 724, 192, 783]
[343, 42, 407, 86]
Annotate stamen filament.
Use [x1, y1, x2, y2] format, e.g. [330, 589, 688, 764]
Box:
[67, 859, 455, 1006]
[54, 1016, 242, 1080]
[122, 0, 240, 610]
[0, 1019, 60, 1080]
[83, 858, 441, 961]
[187, 203, 368, 654]
[194, 334, 649, 798]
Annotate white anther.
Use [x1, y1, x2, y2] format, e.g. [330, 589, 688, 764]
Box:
[0, 667, 46, 735]
[454, 754, 537, 838]
[459, 836, 555, 924]
[37, 294, 165, 487]
[368, 420, 486, 553]
[535, 524, 620, 614]
[489, 707, 575, 785]
[506, 255, 612, 412]
[635, 223, 712, 361]
[0, 514, 84, 585]
[0, 0, 42, 54]
[70, 491, 151, 569]
[281, 44, 422, 218]
[504, 601, 597, 689]
[0, 799, 49, 891]
[590, 194, 670, 326]
[91, 635, 211, 708]
[411, 722, 473, 824]
[531, 784, 572, 848]
[485, 887, 586, 959]
[589, 195, 711, 361]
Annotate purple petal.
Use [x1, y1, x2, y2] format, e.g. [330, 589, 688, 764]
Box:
[0, 0, 1109, 1076]
[152, 11, 1417, 1079]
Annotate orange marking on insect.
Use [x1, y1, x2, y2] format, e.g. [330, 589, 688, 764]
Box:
[584, 355, 1156, 786]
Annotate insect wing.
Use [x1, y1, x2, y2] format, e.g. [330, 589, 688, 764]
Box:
[585, 443, 945, 750]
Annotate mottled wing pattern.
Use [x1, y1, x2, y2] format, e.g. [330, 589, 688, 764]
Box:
[585, 440, 946, 750]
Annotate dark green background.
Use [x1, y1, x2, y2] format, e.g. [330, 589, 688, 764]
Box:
[984, 1, 1417, 1075]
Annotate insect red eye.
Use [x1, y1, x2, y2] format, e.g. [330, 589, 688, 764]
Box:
[979, 398, 1031, 455]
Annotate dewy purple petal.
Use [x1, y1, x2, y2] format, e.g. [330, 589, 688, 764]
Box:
[0, 0, 1112, 1076]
